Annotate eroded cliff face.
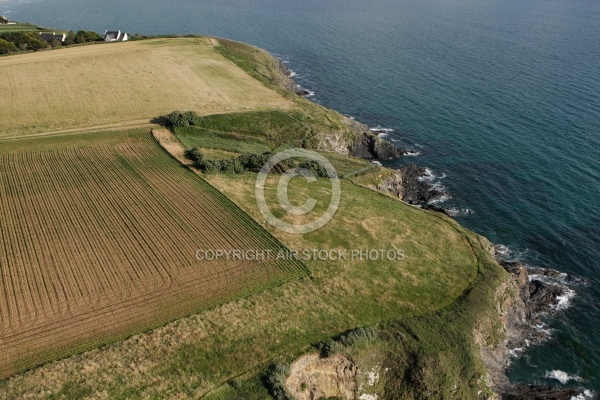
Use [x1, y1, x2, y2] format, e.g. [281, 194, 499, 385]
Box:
[285, 354, 357, 400]
[476, 260, 586, 400]
[312, 118, 406, 161]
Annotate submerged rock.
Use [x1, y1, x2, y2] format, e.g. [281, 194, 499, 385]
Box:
[501, 384, 583, 400]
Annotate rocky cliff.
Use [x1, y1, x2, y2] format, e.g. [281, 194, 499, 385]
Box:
[479, 260, 587, 399]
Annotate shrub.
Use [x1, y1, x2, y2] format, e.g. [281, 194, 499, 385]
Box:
[164, 110, 201, 128]
[264, 363, 292, 400]
[0, 38, 18, 55]
[317, 326, 379, 357]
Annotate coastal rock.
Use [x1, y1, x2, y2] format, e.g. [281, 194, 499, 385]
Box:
[376, 164, 444, 204]
[528, 279, 564, 314]
[285, 354, 357, 400]
[501, 385, 583, 400]
[483, 262, 581, 399]
[349, 131, 406, 160]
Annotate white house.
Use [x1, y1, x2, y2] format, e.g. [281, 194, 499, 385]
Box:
[0, 15, 15, 24]
[103, 30, 128, 42]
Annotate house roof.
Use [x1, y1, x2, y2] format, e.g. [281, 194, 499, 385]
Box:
[39, 33, 65, 42]
[105, 30, 127, 41]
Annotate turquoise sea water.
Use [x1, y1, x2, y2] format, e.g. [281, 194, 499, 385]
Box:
[3, 0, 599, 394]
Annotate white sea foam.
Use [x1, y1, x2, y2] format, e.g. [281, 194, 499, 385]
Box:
[428, 194, 451, 204]
[493, 243, 530, 262]
[545, 370, 582, 385]
[494, 244, 511, 257]
[371, 160, 382, 166]
[509, 347, 525, 357]
[404, 150, 421, 156]
[369, 127, 394, 133]
[570, 390, 595, 399]
[445, 208, 475, 216]
[528, 271, 569, 284]
[553, 287, 576, 311]
[288, 71, 297, 77]
[418, 168, 435, 181]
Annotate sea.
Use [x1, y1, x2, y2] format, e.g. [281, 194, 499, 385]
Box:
[2, 0, 599, 395]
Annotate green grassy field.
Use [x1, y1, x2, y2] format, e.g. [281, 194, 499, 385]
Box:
[0, 22, 44, 33]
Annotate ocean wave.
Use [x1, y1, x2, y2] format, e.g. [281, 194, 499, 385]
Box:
[427, 193, 451, 204]
[369, 127, 394, 132]
[444, 207, 475, 216]
[545, 370, 583, 385]
[509, 347, 525, 357]
[553, 287, 576, 311]
[369, 127, 394, 139]
[493, 243, 530, 262]
[570, 390, 595, 400]
[418, 167, 435, 181]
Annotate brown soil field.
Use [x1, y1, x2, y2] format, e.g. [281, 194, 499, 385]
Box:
[0, 130, 306, 379]
[0, 38, 291, 138]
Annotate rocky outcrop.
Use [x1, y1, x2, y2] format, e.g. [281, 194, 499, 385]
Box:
[376, 164, 445, 204]
[285, 354, 357, 400]
[349, 131, 406, 160]
[501, 385, 582, 400]
[480, 260, 586, 399]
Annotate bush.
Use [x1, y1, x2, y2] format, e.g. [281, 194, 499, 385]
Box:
[164, 110, 201, 128]
[317, 326, 379, 357]
[0, 38, 18, 55]
[264, 363, 292, 400]
[0, 32, 46, 52]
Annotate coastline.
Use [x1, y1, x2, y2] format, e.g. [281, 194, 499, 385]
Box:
[279, 67, 593, 398]
[0, 31, 592, 398]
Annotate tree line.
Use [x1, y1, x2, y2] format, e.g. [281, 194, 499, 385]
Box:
[0, 30, 102, 55]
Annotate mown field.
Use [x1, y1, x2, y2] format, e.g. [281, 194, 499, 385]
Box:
[0, 130, 306, 380]
[0, 37, 291, 138]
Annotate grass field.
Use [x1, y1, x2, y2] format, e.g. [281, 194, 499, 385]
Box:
[0, 22, 45, 33]
[0, 37, 291, 137]
[0, 130, 306, 380]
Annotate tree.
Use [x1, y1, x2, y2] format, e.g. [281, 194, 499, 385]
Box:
[64, 31, 75, 46]
[74, 30, 101, 43]
[49, 38, 62, 48]
[0, 38, 17, 55]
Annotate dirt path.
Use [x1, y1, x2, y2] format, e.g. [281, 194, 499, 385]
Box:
[152, 128, 201, 173]
[0, 119, 160, 142]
